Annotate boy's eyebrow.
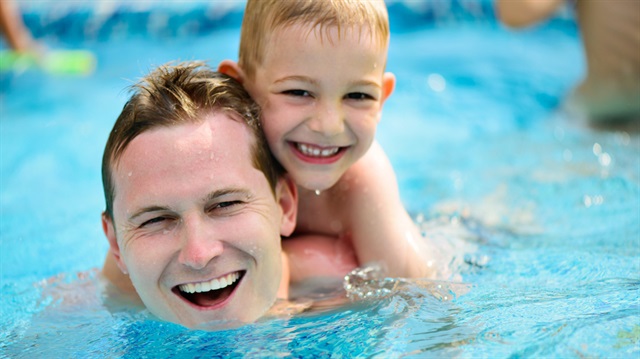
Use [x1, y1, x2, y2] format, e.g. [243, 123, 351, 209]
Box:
[274, 75, 319, 86]
[127, 189, 250, 222]
[274, 75, 381, 88]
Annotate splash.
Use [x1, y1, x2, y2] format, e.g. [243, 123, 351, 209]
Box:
[343, 263, 471, 302]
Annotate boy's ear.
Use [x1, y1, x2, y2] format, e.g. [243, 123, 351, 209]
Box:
[102, 212, 128, 275]
[381, 72, 396, 104]
[218, 60, 246, 84]
[276, 175, 298, 237]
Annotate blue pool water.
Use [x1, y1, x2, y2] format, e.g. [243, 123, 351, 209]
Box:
[1, 0, 639, 357]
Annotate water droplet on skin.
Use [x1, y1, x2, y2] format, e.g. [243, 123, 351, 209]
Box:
[315, 189, 321, 196]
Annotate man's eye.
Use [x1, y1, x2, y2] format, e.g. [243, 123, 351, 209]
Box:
[140, 216, 168, 228]
[208, 201, 245, 214]
[345, 92, 375, 100]
[282, 89, 311, 97]
[217, 201, 243, 208]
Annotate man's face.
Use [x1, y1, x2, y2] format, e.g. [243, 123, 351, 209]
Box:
[103, 112, 294, 329]
[245, 24, 394, 191]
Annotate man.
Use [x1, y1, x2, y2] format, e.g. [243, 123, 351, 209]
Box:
[100, 61, 298, 330]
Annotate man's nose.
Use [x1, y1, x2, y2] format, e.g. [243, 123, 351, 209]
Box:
[178, 216, 223, 270]
[307, 101, 344, 136]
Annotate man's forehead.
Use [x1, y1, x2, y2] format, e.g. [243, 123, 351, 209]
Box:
[110, 113, 267, 215]
[119, 112, 252, 163]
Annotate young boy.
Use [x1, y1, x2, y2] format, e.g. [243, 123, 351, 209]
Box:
[218, 0, 432, 281]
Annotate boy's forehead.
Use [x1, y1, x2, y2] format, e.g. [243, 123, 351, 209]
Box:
[275, 21, 386, 47]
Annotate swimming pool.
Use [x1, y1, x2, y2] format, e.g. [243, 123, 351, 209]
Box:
[1, 0, 638, 357]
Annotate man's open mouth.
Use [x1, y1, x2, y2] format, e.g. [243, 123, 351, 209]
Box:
[174, 271, 245, 308]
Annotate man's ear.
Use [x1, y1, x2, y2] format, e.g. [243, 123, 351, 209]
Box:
[381, 72, 396, 104]
[102, 212, 128, 275]
[218, 59, 246, 84]
[275, 175, 298, 237]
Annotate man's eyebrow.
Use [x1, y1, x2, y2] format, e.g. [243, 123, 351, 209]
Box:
[205, 188, 252, 202]
[128, 206, 170, 222]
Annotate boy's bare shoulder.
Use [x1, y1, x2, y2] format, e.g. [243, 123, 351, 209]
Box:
[334, 141, 400, 199]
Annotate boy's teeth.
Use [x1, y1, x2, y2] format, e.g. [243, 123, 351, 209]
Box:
[297, 143, 339, 157]
[179, 272, 240, 294]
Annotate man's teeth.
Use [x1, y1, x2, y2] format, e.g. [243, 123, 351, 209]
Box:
[297, 143, 340, 158]
[179, 272, 240, 294]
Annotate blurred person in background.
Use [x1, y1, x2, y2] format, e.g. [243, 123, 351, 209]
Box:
[0, 0, 39, 52]
[497, 0, 640, 128]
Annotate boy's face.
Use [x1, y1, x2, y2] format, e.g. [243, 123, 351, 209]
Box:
[103, 112, 294, 329]
[245, 24, 395, 191]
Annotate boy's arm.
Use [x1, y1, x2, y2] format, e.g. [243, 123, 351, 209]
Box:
[344, 141, 431, 278]
[496, 0, 566, 28]
[282, 234, 358, 283]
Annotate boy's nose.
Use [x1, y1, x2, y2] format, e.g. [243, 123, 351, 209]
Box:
[178, 216, 223, 270]
[308, 102, 344, 136]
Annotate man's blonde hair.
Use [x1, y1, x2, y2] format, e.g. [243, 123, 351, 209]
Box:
[102, 61, 284, 219]
[238, 0, 390, 80]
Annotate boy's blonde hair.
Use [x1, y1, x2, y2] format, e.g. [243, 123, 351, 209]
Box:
[239, 0, 390, 80]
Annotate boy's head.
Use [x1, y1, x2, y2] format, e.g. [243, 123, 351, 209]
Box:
[220, 0, 395, 191]
[238, 0, 390, 81]
[101, 61, 297, 329]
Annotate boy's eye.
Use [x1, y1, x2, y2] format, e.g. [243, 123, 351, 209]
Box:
[345, 92, 375, 101]
[282, 89, 311, 97]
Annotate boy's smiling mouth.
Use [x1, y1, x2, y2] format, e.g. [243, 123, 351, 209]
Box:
[174, 271, 244, 308]
[290, 142, 346, 163]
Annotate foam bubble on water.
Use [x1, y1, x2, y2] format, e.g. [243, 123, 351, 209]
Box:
[563, 149, 573, 162]
[592, 142, 602, 156]
[343, 263, 470, 302]
[598, 152, 611, 167]
[427, 73, 446, 92]
[617, 132, 631, 146]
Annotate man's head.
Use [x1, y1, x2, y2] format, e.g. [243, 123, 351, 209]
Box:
[102, 62, 283, 219]
[219, 0, 395, 191]
[101, 62, 297, 329]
